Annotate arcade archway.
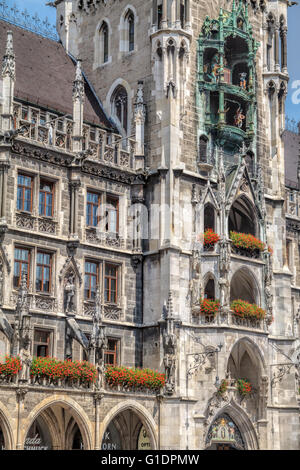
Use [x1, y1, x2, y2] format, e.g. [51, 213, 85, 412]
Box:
[0, 423, 4, 450]
[23, 401, 90, 450]
[101, 408, 155, 450]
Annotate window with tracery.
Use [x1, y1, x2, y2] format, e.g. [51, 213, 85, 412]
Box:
[111, 85, 128, 133]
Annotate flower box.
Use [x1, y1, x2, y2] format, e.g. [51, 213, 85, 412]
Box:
[200, 298, 220, 316]
[105, 366, 165, 392]
[203, 229, 220, 251]
[231, 299, 266, 320]
[236, 379, 252, 396]
[30, 357, 97, 384]
[0, 356, 22, 378]
[230, 231, 265, 256]
[217, 379, 228, 396]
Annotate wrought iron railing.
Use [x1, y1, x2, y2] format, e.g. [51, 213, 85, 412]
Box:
[0, 0, 59, 41]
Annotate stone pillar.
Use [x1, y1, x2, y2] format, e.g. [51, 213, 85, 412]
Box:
[0, 162, 10, 224]
[274, 28, 280, 72]
[152, 0, 158, 28]
[280, 27, 288, 73]
[175, 0, 181, 28]
[185, 0, 191, 29]
[161, 0, 168, 29]
[69, 179, 81, 238]
[72, 59, 84, 152]
[93, 393, 104, 450]
[1, 31, 15, 132]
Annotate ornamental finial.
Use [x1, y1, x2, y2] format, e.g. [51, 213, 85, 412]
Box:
[2, 30, 15, 80]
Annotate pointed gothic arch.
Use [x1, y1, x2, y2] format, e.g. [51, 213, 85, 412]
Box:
[227, 337, 267, 384]
[22, 397, 92, 450]
[99, 400, 158, 450]
[0, 404, 14, 450]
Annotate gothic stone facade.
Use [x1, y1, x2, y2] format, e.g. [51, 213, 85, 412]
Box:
[0, 0, 299, 451]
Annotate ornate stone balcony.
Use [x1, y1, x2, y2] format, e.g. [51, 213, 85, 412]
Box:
[83, 301, 122, 321]
[29, 375, 93, 390]
[13, 102, 136, 171]
[15, 212, 58, 236]
[85, 229, 126, 249]
[10, 291, 57, 313]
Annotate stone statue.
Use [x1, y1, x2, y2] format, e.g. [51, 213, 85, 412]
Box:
[219, 277, 230, 311]
[65, 273, 76, 313]
[190, 250, 203, 308]
[162, 292, 177, 395]
[19, 338, 32, 383]
[89, 287, 107, 389]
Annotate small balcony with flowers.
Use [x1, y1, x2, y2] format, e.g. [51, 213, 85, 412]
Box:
[193, 297, 267, 332]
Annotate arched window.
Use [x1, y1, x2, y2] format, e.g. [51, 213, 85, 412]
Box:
[204, 203, 215, 231]
[111, 85, 128, 134]
[124, 10, 135, 52]
[199, 135, 208, 163]
[99, 21, 109, 64]
[204, 278, 215, 300]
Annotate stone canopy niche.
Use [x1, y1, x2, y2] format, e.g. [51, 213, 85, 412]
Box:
[228, 197, 256, 236]
[230, 268, 258, 305]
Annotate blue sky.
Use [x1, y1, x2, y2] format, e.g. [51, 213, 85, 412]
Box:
[2, 0, 300, 122]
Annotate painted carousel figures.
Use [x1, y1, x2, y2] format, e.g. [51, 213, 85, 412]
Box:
[239, 72, 247, 90]
[205, 53, 221, 83]
[234, 106, 245, 128]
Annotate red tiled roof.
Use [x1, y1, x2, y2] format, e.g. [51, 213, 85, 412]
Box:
[0, 20, 113, 130]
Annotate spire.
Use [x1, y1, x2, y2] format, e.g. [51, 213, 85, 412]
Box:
[72, 59, 85, 102]
[72, 59, 84, 152]
[2, 30, 15, 80]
